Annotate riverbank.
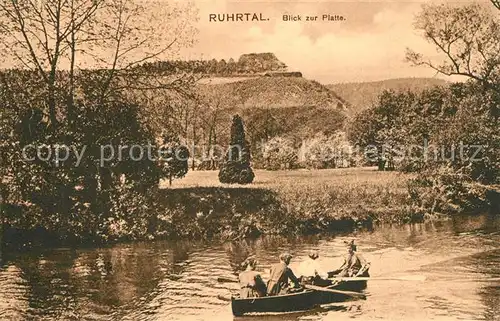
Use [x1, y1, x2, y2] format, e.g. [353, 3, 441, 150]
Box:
[4, 167, 495, 249]
[1, 168, 412, 248]
[158, 168, 420, 240]
[105, 168, 424, 242]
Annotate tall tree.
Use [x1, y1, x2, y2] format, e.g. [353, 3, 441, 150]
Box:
[196, 83, 234, 170]
[0, 0, 199, 242]
[406, 3, 500, 94]
[218, 115, 254, 184]
[0, 0, 198, 127]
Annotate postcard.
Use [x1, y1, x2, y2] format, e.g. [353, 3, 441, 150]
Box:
[0, 0, 499, 320]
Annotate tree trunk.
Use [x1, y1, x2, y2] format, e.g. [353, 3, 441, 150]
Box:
[68, 9, 76, 124]
[192, 121, 196, 171]
[207, 124, 213, 168]
[99, 167, 113, 218]
[378, 158, 386, 171]
[48, 86, 58, 129]
[184, 108, 189, 138]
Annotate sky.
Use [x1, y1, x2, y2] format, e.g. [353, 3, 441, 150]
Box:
[180, 0, 488, 84]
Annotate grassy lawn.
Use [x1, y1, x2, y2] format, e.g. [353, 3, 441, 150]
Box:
[159, 167, 415, 223]
[160, 167, 411, 189]
[161, 167, 412, 190]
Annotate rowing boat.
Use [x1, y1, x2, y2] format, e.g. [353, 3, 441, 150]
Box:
[231, 267, 369, 316]
[231, 283, 362, 316]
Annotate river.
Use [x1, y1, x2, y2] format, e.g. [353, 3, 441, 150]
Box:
[0, 214, 499, 321]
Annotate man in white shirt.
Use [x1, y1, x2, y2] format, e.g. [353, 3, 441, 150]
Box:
[297, 250, 330, 286]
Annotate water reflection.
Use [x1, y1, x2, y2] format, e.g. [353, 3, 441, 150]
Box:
[474, 249, 500, 321]
[0, 214, 499, 321]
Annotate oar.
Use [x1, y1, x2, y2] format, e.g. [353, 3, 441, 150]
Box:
[217, 276, 238, 283]
[304, 284, 366, 298]
[217, 295, 232, 302]
[331, 275, 426, 282]
[429, 277, 500, 283]
[332, 276, 500, 282]
[218, 275, 422, 282]
[215, 278, 238, 301]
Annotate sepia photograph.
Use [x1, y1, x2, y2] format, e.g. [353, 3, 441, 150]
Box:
[0, 0, 499, 320]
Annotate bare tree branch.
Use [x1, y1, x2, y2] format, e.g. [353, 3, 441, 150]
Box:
[123, 38, 178, 70]
[407, 3, 500, 93]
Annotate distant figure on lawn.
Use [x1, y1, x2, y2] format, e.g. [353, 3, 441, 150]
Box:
[238, 257, 267, 298]
[266, 253, 301, 295]
[297, 250, 331, 286]
[333, 240, 369, 277]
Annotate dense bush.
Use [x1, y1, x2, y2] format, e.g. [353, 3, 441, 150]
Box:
[348, 81, 499, 215]
[397, 1, 500, 216]
[302, 132, 355, 169]
[406, 84, 499, 215]
[261, 136, 298, 170]
[0, 70, 192, 247]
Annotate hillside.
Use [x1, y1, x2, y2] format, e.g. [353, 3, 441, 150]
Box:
[194, 76, 349, 155]
[198, 76, 348, 110]
[328, 77, 449, 115]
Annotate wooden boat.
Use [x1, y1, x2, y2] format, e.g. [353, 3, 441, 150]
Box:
[231, 266, 370, 316]
[328, 264, 370, 292]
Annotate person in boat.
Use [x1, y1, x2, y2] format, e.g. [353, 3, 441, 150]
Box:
[238, 256, 267, 298]
[297, 250, 331, 286]
[266, 253, 301, 296]
[334, 240, 369, 277]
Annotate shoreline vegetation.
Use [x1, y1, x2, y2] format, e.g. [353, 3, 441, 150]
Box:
[3, 168, 497, 251]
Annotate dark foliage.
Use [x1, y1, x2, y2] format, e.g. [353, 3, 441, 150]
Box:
[219, 115, 255, 184]
[348, 80, 499, 215]
[160, 141, 190, 186]
[0, 70, 190, 246]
